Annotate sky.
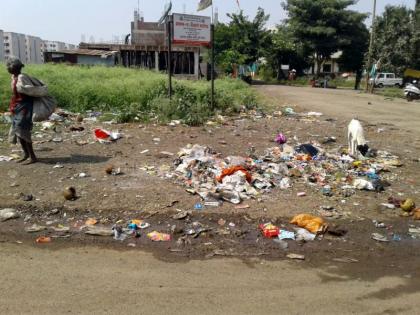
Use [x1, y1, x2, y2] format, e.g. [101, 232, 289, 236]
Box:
[0, 0, 416, 45]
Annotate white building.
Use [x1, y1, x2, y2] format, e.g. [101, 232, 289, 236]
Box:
[3, 32, 43, 64]
[43, 40, 67, 52]
[4, 32, 27, 62]
[3, 31, 77, 64]
[0, 30, 4, 62]
[25, 35, 43, 64]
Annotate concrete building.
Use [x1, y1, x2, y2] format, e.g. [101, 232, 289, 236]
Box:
[131, 11, 165, 46]
[3, 32, 43, 63]
[0, 30, 4, 62]
[25, 35, 43, 64]
[310, 51, 342, 74]
[3, 32, 27, 62]
[43, 40, 67, 52]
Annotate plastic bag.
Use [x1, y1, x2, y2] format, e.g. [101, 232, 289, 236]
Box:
[290, 214, 327, 234]
[147, 231, 171, 241]
[94, 128, 122, 143]
[259, 223, 280, 238]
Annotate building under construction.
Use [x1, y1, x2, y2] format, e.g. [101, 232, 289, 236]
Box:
[78, 10, 202, 78]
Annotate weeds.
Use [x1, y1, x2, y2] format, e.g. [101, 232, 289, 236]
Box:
[0, 64, 258, 125]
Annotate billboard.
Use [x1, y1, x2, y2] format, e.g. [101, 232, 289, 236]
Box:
[172, 13, 211, 46]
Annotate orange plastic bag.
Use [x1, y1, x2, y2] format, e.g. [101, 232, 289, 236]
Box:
[217, 166, 252, 183]
[36, 236, 52, 244]
[290, 214, 327, 234]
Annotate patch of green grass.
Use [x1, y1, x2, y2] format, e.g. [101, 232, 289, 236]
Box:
[375, 87, 404, 99]
[0, 63, 259, 125]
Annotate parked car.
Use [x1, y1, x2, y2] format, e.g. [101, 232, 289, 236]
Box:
[369, 73, 403, 88]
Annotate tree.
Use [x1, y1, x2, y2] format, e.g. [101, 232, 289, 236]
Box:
[413, 1, 420, 69]
[214, 8, 271, 73]
[283, 0, 366, 76]
[371, 5, 415, 75]
[337, 12, 369, 89]
[266, 25, 309, 80]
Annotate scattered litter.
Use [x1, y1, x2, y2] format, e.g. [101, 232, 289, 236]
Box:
[36, 236, 52, 244]
[294, 228, 316, 242]
[290, 214, 327, 234]
[94, 128, 122, 143]
[408, 227, 420, 238]
[0, 156, 14, 162]
[85, 218, 98, 226]
[112, 225, 127, 241]
[372, 233, 389, 242]
[85, 226, 113, 236]
[0, 208, 19, 222]
[173, 210, 190, 220]
[25, 224, 47, 233]
[147, 231, 171, 242]
[51, 225, 70, 232]
[381, 203, 395, 209]
[413, 209, 420, 220]
[353, 179, 374, 191]
[260, 223, 280, 238]
[105, 165, 122, 176]
[400, 199, 415, 212]
[278, 230, 295, 240]
[275, 133, 287, 145]
[287, 253, 305, 260]
[373, 220, 386, 228]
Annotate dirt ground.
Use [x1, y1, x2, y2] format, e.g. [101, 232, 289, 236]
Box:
[1, 85, 420, 314]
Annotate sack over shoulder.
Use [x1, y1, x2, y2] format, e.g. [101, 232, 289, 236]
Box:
[17, 74, 49, 98]
[16, 74, 57, 122]
[33, 95, 57, 122]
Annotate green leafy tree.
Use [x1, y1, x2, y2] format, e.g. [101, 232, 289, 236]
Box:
[337, 12, 369, 89]
[413, 1, 420, 69]
[266, 25, 309, 80]
[371, 5, 415, 75]
[214, 8, 271, 73]
[283, 0, 366, 76]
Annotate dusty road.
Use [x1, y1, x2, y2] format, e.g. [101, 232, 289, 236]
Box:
[1, 243, 420, 315]
[256, 85, 420, 133]
[1, 85, 420, 314]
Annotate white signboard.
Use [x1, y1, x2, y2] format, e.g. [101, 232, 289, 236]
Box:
[172, 13, 211, 46]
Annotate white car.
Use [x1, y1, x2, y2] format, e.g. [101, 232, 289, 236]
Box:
[370, 73, 403, 88]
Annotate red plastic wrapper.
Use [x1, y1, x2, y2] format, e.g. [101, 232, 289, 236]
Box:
[259, 223, 280, 238]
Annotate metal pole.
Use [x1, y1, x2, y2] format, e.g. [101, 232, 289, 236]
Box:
[167, 18, 172, 99]
[211, 23, 215, 110]
[365, 0, 377, 92]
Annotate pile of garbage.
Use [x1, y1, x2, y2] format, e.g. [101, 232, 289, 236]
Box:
[166, 139, 403, 206]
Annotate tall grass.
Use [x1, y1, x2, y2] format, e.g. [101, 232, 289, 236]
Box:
[0, 64, 258, 125]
